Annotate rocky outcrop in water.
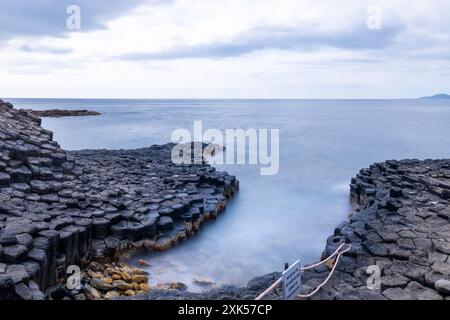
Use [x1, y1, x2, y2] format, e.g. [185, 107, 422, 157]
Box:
[29, 109, 101, 117]
[0, 99, 238, 300]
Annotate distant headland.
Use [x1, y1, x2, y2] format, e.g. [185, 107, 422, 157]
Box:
[420, 93, 450, 100]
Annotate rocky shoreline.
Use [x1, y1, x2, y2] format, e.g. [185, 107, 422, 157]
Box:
[139, 159, 450, 300]
[300, 159, 450, 300]
[0, 100, 238, 300]
[29, 109, 101, 118]
[2, 97, 450, 301]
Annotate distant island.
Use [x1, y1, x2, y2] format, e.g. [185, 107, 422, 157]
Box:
[29, 109, 101, 117]
[420, 93, 450, 100]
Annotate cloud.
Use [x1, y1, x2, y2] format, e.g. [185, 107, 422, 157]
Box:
[18, 43, 73, 54]
[119, 24, 404, 61]
[0, 0, 449, 99]
[0, 0, 162, 41]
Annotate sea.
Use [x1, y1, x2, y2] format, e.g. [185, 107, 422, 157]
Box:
[7, 98, 450, 291]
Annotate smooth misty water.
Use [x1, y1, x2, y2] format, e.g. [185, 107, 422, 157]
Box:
[7, 98, 450, 291]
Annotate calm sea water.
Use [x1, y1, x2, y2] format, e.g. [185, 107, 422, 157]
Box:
[7, 98, 450, 291]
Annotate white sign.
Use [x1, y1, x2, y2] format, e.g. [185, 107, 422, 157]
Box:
[282, 260, 302, 300]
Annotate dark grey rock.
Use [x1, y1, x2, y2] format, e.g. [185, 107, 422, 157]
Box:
[158, 216, 174, 231]
[435, 279, 450, 295]
[0, 274, 15, 300]
[0, 172, 11, 187]
[5, 264, 29, 283]
[14, 283, 33, 300]
[2, 244, 28, 263]
[246, 272, 282, 292]
[382, 288, 415, 300]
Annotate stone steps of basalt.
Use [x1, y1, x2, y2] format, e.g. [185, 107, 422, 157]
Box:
[0, 100, 239, 300]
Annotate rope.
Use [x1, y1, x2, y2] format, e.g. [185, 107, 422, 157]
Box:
[254, 278, 283, 301]
[297, 244, 351, 298]
[300, 242, 347, 271]
[254, 242, 351, 301]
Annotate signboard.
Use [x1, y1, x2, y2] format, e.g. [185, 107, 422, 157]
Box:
[282, 260, 302, 300]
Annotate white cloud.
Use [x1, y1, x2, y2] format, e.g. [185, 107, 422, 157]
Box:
[0, 0, 449, 98]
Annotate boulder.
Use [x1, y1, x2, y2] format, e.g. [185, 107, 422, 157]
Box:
[90, 277, 114, 292]
[435, 279, 450, 295]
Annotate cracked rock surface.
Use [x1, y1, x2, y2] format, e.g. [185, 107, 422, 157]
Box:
[299, 159, 450, 300]
[0, 100, 238, 300]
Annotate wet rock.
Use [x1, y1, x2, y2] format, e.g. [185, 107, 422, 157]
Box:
[90, 277, 114, 292]
[82, 284, 102, 300]
[113, 280, 133, 291]
[104, 290, 120, 300]
[131, 274, 149, 284]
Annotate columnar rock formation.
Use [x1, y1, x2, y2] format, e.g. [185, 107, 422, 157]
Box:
[300, 159, 450, 300]
[129, 160, 450, 300]
[0, 100, 238, 300]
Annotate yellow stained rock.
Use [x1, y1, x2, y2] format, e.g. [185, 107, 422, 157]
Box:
[120, 272, 132, 282]
[124, 290, 136, 296]
[101, 277, 113, 284]
[112, 274, 122, 280]
[88, 271, 103, 279]
[131, 275, 149, 284]
[131, 268, 148, 276]
[106, 268, 120, 275]
[139, 283, 150, 292]
[104, 291, 120, 300]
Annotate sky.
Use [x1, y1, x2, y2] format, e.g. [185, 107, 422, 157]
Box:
[0, 0, 449, 99]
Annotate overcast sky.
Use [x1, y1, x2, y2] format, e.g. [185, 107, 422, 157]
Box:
[0, 0, 449, 99]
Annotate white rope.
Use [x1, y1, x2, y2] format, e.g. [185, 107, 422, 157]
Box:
[254, 242, 351, 301]
[297, 244, 351, 298]
[300, 242, 347, 271]
[254, 278, 283, 301]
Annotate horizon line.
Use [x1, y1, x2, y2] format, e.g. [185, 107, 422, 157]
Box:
[3, 97, 435, 101]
